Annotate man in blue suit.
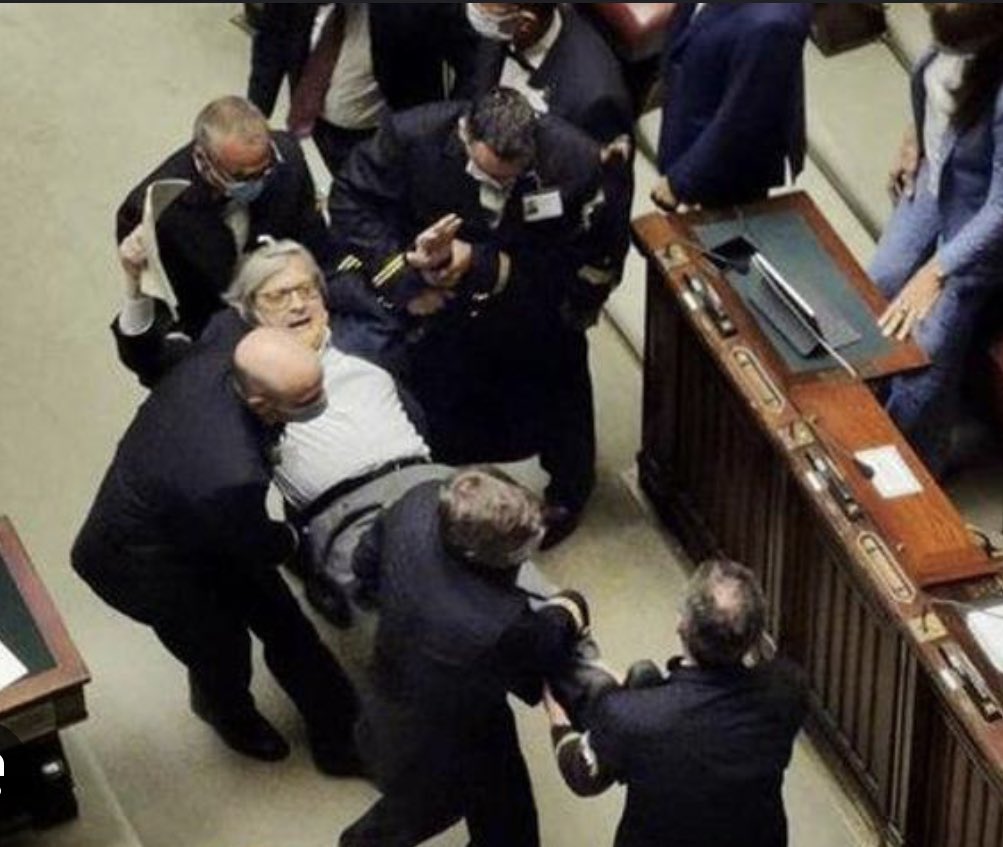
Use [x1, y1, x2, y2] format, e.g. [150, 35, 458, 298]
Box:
[871, 3, 1003, 475]
[651, 3, 813, 211]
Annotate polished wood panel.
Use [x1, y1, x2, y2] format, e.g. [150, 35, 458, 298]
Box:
[0, 517, 89, 741]
[791, 381, 993, 587]
[635, 196, 1003, 846]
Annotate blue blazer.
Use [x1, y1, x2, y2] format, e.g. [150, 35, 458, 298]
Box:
[657, 3, 812, 207]
[909, 50, 1003, 279]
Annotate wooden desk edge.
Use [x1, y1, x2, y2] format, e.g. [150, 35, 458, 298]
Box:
[0, 517, 90, 717]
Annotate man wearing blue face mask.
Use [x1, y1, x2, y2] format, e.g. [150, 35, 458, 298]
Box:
[115, 96, 338, 347]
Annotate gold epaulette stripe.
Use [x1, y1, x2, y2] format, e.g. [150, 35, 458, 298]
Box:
[373, 254, 407, 288]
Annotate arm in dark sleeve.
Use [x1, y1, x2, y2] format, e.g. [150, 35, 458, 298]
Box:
[492, 605, 581, 705]
[550, 726, 618, 797]
[433, 3, 481, 99]
[116, 181, 146, 243]
[666, 21, 809, 204]
[558, 157, 632, 329]
[248, 4, 315, 117]
[550, 690, 627, 796]
[111, 297, 192, 388]
[327, 115, 427, 300]
[199, 480, 296, 570]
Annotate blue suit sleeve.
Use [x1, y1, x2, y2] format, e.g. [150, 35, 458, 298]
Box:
[666, 22, 807, 204]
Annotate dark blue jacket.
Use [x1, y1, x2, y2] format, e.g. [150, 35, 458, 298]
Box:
[657, 3, 812, 207]
[589, 658, 808, 847]
[72, 347, 293, 614]
[468, 6, 633, 144]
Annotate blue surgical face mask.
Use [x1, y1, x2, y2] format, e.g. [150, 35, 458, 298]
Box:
[226, 177, 267, 205]
[283, 392, 329, 424]
[466, 4, 516, 42]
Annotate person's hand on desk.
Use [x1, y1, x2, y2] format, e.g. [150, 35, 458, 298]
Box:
[887, 129, 920, 206]
[878, 257, 944, 341]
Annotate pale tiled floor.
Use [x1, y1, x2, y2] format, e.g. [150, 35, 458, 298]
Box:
[5, 5, 989, 846]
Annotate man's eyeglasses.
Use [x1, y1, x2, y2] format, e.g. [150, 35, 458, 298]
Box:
[201, 140, 283, 190]
[255, 281, 322, 312]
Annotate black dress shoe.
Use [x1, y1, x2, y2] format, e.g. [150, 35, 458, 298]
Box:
[307, 730, 367, 778]
[191, 697, 290, 762]
[540, 505, 581, 551]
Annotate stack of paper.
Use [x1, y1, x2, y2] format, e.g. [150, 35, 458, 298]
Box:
[0, 638, 27, 691]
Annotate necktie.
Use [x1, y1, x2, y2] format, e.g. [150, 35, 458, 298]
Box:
[287, 5, 348, 138]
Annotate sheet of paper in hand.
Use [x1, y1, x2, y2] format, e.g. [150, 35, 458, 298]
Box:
[139, 178, 191, 311]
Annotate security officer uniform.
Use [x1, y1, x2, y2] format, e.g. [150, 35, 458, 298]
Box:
[328, 102, 631, 521]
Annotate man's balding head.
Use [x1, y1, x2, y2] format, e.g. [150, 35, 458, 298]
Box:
[233, 328, 326, 425]
[678, 560, 765, 668]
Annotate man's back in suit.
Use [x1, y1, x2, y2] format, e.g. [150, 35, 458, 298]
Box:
[657, 3, 813, 207]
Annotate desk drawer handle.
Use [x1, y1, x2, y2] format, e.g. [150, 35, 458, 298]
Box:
[732, 347, 785, 414]
[857, 532, 915, 604]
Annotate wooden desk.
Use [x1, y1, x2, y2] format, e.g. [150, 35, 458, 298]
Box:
[0, 517, 89, 828]
[634, 195, 1003, 846]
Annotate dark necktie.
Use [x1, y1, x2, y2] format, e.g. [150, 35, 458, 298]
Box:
[287, 5, 348, 138]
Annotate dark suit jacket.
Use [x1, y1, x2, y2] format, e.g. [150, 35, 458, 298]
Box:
[248, 3, 479, 120]
[351, 482, 579, 784]
[657, 3, 813, 207]
[115, 131, 335, 338]
[588, 658, 808, 847]
[71, 346, 293, 620]
[328, 100, 631, 335]
[468, 7, 633, 144]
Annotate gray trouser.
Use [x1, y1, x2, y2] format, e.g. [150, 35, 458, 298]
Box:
[305, 464, 454, 592]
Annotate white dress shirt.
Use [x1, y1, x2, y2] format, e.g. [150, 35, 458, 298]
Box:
[313, 4, 387, 131]
[499, 10, 563, 115]
[274, 343, 430, 510]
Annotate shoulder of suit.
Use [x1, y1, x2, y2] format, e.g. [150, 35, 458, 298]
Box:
[535, 116, 602, 189]
[741, 3, 813, 38]
[391, 100, 468, 140]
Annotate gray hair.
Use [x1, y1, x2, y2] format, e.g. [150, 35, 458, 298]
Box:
[680, 560, 765, 668]
[193, 95, 269, 153]
[465, 87, 538, 164]
[225, 238, 324, 322]
[439, 467, 544, 570]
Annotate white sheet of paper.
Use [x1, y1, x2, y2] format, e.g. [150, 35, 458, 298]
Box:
[0, 637, 28, 691]
[139, 178, 190, 311]
[967, 603, 1003, 673]
[855, 445, 923, 500]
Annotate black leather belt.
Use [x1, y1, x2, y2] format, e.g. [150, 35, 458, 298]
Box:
[299, 456, 431, 524]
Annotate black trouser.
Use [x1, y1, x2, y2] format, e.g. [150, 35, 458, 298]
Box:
[72, 531, 357, 740]
[341, 702, 539, 847]
[410, 323, 596, 514]
[312, 119, 376, 178]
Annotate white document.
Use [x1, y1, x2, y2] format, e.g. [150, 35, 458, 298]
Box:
[0, 637, 28, 691]
[139, 179, 190, 311]
[855, 445, 923, 500]
[967, 603, 1003, 673]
